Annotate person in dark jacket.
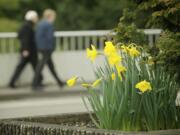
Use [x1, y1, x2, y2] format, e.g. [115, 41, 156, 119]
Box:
[9, 10, 42, 88]
[32, 9, 65, 89]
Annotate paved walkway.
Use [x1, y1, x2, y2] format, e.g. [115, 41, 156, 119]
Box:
[0, 95, 90, 119]
[0, 85, 90, 119]
[0, 85, 179, 119]
[0, 85, 86, 101]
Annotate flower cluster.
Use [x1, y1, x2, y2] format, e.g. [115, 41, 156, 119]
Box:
[67, 41, 152, 93]
[66, 41, 180, 131]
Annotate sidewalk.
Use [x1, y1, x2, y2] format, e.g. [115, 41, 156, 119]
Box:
[0, 85, 179, 105]
[0, 85, 86, 101]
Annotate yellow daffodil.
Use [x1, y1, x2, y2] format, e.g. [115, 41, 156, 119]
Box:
[104, 41, 117, 56]
[86, 45, 98, 62]
[67, 76, 78, 87]
[121, 45, 129, 53]
[128, 47, 140, 57]
[135, 80, 152, 93]
[111, 73, 115, 80]
[81, 78, 102, 88]
[81, 83, 91, 88]
[116, 65, 127, 74]
[92, 78, 102, 87]
[147, 56, 154, 65]
[108, 53, 122, 66]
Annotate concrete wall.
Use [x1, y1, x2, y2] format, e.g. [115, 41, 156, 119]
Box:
[0, 51, 105, 87]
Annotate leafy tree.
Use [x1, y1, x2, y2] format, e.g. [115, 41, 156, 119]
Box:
[130, 0, 180, 81]
[137, 0, 180, 32]
[156, 31, 180, 80]
[56, 0, 136, 30]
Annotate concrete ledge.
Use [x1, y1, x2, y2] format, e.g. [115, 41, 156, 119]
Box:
[0, 113, 180, 135]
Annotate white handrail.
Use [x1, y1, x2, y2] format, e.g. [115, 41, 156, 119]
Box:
[0, 30, 112, 38]
[0, 29, 162, 53]
[143, 29, 162, 35]
[0, 29, 162, 38]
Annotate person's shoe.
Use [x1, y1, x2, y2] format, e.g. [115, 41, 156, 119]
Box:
[8, 83, 17, 89]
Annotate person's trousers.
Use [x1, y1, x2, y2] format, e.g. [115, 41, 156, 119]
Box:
[9, 54, 42, 86]
[33, 51, 63, 87]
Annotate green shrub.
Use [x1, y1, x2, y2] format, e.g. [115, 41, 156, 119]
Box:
[114, 23, 147, 45]
[137, 0, 180, 32]
[113, 9, 147, 46]
[155, 31, 180, 80]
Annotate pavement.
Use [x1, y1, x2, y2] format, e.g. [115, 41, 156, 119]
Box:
[0, 85, 91, 119]
[0, 85, 86, 101]
[0, 95, 90, 119]
[0, 85, 179, 119]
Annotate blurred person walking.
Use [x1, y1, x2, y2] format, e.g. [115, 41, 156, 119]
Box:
[32, 9, 65, 90]
[9, 10, 42, 88]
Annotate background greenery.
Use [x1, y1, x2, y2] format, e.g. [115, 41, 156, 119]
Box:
[112, 0, 180, 82]
[0, 0, 179, 31]
[0, 0, 137, 31]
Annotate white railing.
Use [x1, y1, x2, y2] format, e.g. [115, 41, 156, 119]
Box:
[0, 29, 162, 53]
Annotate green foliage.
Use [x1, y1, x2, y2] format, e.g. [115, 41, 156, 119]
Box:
[0, 18, 20, 32]
[0, 0, 20, 9]
[138, 0, 180, 31]
[0, 0, 138, 31]
[83, 45, 180, 131]
[113, 9, 147, 46]
[155, 31, 180, 80]
[127, 0, 180, 82]
[55, 0, 136, 30]
[114, 23, 147, 46]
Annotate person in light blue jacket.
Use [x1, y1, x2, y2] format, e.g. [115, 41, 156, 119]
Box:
[35, 18, 55, 51]
[33, 9, 65, 90]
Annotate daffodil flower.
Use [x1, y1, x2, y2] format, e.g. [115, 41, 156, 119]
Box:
[81, 78, 102, 88]
[67, 76, 78, 87]
[81, 83, 91, 88]
[108, 53, 122, 66]
[121, 45, 130, 53]
[147, 56, 154, 65]
[116, 65, 127, 74]
[86, 45, 98, 62]
[135, 80, 152, 93]
[92, 78, 102, 87]
[128, 47, 140, 57]
[104, 41, 117, 56]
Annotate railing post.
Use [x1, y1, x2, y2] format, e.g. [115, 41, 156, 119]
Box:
[85, 36, 90, 49]
[63, 37, 69, 51]
[148, 35, 154, 47]
[77, 37, 83, 50]
[70, 36, 76, 50]
[99, 36, 105, 49]
[1, 38, 6, 53]
[55, 37, 60, 51]
[9, 38, 15, 53]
